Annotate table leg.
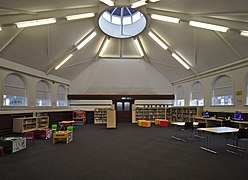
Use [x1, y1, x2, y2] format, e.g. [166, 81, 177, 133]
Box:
[171, 126, 187, 142]
[200, 132, 217, 154]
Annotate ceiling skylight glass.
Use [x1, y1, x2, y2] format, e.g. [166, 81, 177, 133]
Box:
[98, 7, 147, 39]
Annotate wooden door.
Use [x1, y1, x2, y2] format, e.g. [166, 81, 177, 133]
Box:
[114, 100, 132, 123]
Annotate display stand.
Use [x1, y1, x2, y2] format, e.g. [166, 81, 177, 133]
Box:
[0, 137, 26, 153]
[72, 110, 86, 126]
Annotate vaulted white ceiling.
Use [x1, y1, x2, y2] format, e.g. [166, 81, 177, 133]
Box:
[0, 0, 248, 92]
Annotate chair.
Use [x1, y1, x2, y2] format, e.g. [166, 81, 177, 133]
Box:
[67, 126, 74, 132]
[222, 120, 233, 127]
[0, 146, 4, 156]
[227, 128, 248, 155]
[195, 122, 206, 139]
[51, 124, 57, 132]
[24, 131, 34, 144]
[179, 122, 194, 140]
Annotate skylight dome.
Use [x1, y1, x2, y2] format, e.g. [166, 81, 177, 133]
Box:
[98, 7, 147, 39]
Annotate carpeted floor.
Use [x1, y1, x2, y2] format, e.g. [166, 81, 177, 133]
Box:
[0, 123, 248, 180]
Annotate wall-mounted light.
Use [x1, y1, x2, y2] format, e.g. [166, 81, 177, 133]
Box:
[99, 38, 110, 57]
[172, 53, 190, 69]
[148, 31, 168, 50]
[100, 0, 115, 6]
[75, 31, 97, 50]
[0, 26, 2, 31]
[55, 54, 73, 70]
[66, 13, 95, 21]
[15, 18, 56, 28]
[134, 38, 144, 57]
[189, 21, 229, 32]
[151, 14, 180, 24]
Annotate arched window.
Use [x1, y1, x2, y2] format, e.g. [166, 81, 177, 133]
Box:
[175, 86, 184, 106]
[36, 80, 51, 106]
[56, 85, 67, 106]
[3, 73, 27, 106]
[212, 75, 233, 106]
[190, 81, 204, 106]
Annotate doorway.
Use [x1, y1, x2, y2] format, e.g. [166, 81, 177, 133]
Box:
[114, 100, 133, 123]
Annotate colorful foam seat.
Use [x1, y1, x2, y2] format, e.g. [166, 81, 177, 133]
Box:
[155, 119, 160, 125]
[159, 120, 169, 127]
[141, 121, 151, 128]
[137, 120, 147, 126]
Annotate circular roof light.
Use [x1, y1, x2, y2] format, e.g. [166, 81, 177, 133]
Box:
[98, 7, 147, 39]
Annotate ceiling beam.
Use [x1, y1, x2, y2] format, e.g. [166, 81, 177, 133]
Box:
[215, 31, 243, 59]
[46, 27, 99, 75]
[0, 6, 99, 25]
[0, 6, 37, 15]
[136, 36, 150, 62]
[59, 58, 95, 70]
[0, 28, 24, 53]
[147, 8, 248, 30]
[147, 27, 198, 75]
[149, 59, 178, 68]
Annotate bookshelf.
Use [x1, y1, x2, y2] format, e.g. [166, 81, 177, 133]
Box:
[13, 116, 49, 133]
[94, 108, 108, 124]
[132, 104, 167, 123]
[37, 116, 49, 128]
[166, 106, 203, 122]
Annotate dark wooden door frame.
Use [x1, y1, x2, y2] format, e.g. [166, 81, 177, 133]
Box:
[113, 100, 134, 123]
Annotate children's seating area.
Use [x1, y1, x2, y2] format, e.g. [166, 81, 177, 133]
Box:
[137, 119, 170, 128]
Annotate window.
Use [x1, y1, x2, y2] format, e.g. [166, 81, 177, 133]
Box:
[3, 74, 27, 106]
[98, 7, 147, 39]
[117, 102, 122, 111]
[56, 85, 68, 107]
[175, 86, 185, 106]
[124, 102, 130, 111]
[212, 75, 233, 106]
[36, 80, 51, 106]
[190, 81, 204, 106]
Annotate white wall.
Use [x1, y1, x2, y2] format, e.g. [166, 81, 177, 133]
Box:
[0, 59, 71, 112]
[173, 65, 248, 113]
[70, 59, 173, 94]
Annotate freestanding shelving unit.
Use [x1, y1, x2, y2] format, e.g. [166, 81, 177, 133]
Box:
[13, 116, 49, 133]
[166, 106, 203, 122]
[132, 104, 167, 123]
[37, 116, 50, 128]
[107, 109, 116, 128]
[94, 108, 108, 124]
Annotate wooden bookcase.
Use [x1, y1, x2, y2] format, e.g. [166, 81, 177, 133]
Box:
[13, 116, 49, 133]
[94, 108, 108, 124]
[132, 104, 167, 123]
[166, 106, 203, 122]
[37, 116, 49, 128]
[107, 109, 116, 128]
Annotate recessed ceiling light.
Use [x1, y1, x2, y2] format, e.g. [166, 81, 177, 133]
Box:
[15, 18, 56, 28]
[151, 14, 180, 24]
[189, 21, 228, 32]
[66, 13, 95, 21]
